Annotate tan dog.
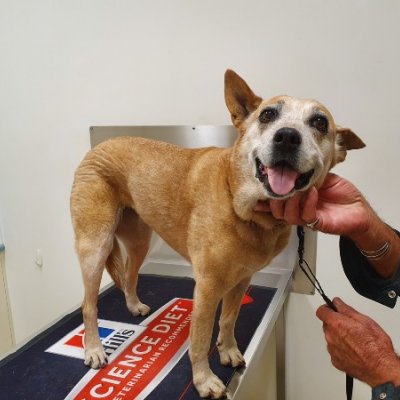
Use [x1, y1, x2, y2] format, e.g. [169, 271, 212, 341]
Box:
[70, 70, 365, 398]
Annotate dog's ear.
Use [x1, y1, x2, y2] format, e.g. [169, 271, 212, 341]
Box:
[333, 126, 366, 165]
[224, 69, 262, 130]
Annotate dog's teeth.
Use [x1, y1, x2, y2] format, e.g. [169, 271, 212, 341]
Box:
[255, 158, 267, 182]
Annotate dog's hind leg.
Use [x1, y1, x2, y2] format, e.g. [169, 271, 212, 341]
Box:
[217, 276, 251, 368]
[79, 243, 112, 369]
[71, 178, 121, 369]
[115, 208, 152, 316]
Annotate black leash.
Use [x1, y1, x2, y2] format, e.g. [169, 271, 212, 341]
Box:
[296, 226, 353, 400]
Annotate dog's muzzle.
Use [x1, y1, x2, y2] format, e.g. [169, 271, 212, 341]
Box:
[255, 158, 314, 197]
[255, 128, 314, 197]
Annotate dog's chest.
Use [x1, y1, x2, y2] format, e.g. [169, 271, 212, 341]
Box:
[228, 221, 291, 271]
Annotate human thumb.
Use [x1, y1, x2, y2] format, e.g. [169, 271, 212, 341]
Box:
[332, 297, 358, 316]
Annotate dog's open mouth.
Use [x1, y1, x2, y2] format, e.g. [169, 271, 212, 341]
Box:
[255, 157, 314, 197]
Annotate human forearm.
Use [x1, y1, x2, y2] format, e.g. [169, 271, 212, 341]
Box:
[349, 209, 400, 279]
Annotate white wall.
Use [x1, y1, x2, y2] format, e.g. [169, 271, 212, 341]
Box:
[0, 1, 399, 398]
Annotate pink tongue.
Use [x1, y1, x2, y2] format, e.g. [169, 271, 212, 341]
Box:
[267, 165, 299, 196]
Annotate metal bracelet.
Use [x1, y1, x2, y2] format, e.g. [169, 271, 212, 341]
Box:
[359, 241, 391, 260]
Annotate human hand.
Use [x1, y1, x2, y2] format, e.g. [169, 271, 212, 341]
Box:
[316, 298, 400, 387]
[254, 173, 373, 238]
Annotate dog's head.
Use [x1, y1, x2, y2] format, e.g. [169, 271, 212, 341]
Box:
[225, 69, 365, 200]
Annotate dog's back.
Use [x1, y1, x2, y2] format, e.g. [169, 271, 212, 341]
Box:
[71, 136, 232, 259]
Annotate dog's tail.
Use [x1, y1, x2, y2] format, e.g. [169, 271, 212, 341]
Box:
[105, 238, 125, 289]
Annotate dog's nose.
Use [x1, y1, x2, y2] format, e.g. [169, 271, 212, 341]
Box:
[273, 127, 302, 151]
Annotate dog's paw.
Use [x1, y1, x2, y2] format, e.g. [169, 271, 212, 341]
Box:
[218, 344, 246, 368]
[84, 347, 108, 369]
[127, 300, 151, 317]
[194, 371, 227, 399]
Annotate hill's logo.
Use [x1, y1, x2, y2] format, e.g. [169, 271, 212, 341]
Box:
[46, 320, 145, 360]
[54, 298, 194, 400]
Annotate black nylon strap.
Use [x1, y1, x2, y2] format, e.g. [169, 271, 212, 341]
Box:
[296, 226, 354, 400]
[347, 374, 354, 400]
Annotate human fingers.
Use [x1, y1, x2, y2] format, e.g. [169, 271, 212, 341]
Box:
[269, 199, 285, 220]
[316, 305, 344, 348]
[253, 201, 271, 212]
[281, 194, 303, 225]
[316, 301, 359, 326]
[332, 298, 369, 322]
[301, 187, 319, 226]
[316, 303, 338, 323]
[319, 172, 342, 190]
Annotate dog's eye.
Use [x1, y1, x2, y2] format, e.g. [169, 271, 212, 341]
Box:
[259, 108, 278, 123]
[310, 116, 328, 133]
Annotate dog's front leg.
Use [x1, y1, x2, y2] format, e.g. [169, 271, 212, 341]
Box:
[217, 276, 251, 368]
[189, 281, 226, 399]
